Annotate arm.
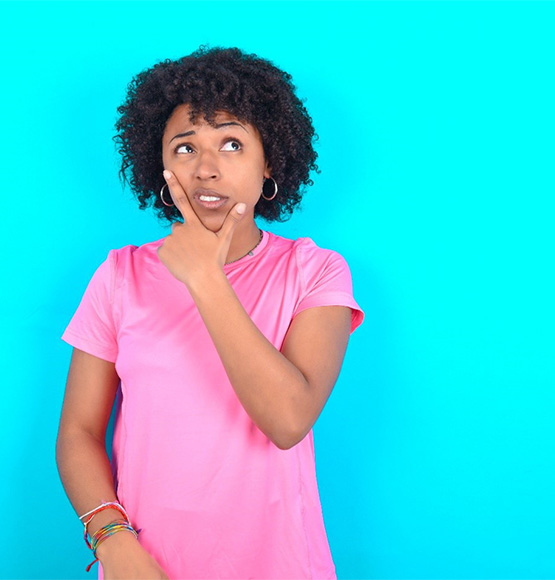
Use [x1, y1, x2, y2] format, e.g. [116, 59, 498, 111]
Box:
[158, 170, 353, 449]
[56, 348, 168, 577]
[187, 270, 351, 449]
[56, 348, 122, 534]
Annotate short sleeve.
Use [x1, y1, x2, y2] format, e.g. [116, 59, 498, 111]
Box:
[61, 250, 118, 362]
[294, 242, 364, 334]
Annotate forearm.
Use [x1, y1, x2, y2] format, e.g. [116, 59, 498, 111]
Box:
[187, 270, 310, 448]
[55, 430, 137, 554]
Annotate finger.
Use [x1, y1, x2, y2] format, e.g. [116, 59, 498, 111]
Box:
[163, 170, 198, 224]
[217, 202, 247, 243]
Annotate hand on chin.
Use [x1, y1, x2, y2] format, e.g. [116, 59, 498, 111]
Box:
[197, 212, 227, 233]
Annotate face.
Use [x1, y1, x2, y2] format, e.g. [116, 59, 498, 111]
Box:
[162, 104, 271, 232]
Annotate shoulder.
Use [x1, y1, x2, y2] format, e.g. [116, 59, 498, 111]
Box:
[266, 231, 352, 273]
[84, 238, 166, 292]
[106, 237, 164, 271]
[266, 232, 364, 332]
[108, 237, 162, 260]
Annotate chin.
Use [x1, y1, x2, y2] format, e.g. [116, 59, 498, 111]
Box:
[199, 214, 226, 232]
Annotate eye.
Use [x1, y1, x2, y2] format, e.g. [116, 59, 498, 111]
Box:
[175, 143, 195, 154]
[221, 140, 242, 152]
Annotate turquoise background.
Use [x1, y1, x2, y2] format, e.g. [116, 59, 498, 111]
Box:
[1, 1, 554, 578]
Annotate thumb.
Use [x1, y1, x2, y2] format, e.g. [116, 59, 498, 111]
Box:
[218, 202, 247, 241]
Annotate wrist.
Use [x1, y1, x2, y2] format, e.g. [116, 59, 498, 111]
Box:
[85, 508, 126, 537]
[96, 527, 141, 562]
[186, 266, 229, 298]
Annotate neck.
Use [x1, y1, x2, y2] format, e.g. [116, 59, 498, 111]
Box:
[225, 220, 261, 264]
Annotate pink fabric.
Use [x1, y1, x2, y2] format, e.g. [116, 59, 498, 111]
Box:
[62, 230, 363, 580]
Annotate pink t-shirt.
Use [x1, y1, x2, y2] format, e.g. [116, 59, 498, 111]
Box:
[62, 230, 363, 580]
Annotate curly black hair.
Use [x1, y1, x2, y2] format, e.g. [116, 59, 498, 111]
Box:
[114, 46, 319, 223]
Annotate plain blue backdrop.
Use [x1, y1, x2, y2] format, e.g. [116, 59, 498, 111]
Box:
[0, 1, 554, 579]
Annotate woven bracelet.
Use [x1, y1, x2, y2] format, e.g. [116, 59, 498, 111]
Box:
[83, 502, 130, 549]
[85, 520, 139, 572]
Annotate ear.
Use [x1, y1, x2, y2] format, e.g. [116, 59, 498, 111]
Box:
[264, 160, 272, 179]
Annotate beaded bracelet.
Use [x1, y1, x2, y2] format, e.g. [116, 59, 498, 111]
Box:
[85, 519, 139, 572]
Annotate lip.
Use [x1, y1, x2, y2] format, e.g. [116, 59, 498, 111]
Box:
[193, 188, 229, 210]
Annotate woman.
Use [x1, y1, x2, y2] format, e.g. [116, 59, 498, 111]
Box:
[56, 46, 364, 580]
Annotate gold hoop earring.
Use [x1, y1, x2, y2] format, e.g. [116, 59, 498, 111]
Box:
[160, 184, 174, 207]
[261, 177, 278, 201]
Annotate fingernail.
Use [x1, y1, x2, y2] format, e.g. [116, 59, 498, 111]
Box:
[163, 170, 172, 180]
[236, 203, 246, 215]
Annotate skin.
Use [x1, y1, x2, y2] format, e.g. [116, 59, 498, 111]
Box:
[56, 104, 353, 578]
[161, 104, 270, 264]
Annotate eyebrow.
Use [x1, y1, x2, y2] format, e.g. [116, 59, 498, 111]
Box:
[169, 121, 248, 143]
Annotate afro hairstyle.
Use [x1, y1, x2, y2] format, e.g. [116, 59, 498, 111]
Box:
[114, 45, 319, 223]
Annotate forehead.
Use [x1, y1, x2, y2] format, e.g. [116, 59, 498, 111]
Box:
[165, 104, 246, 130]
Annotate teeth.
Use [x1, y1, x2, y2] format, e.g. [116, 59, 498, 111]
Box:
[199, 195, 222, 202]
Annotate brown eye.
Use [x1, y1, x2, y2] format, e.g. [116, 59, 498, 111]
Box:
[221, 140, 242, 151]
[175, 143, 194, 154]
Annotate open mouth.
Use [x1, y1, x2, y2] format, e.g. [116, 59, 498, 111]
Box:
[193, 190, 229, 210]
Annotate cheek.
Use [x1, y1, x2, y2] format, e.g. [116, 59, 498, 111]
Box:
[246, 157, 267, 182]
[162, 148, 173, 169]
[241, 168, 264, 196]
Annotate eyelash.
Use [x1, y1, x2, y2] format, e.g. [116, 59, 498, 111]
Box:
[174, 138, 243, 154]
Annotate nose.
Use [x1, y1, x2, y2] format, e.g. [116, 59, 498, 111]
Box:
[194, 150, 220, 181]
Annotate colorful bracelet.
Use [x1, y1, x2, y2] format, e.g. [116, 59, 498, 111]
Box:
[80, 500, 130, 523]
[80, 501, 141, 572]
[82, 502, 131, 549]
[85, 519, 139, 572]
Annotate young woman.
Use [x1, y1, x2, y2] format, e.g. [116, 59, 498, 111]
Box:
[56, 46, 364, 580]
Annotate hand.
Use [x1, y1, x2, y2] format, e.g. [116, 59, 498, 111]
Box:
[157, 170, 246, 287]
[99, 532, 169, 580]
